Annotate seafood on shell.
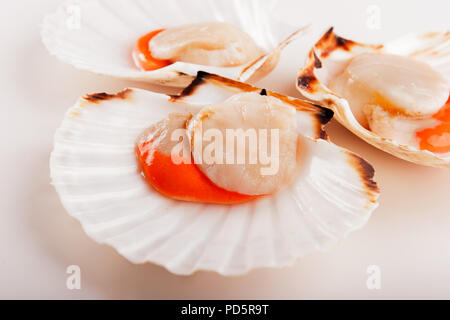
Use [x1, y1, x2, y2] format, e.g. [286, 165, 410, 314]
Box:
[297, 28, 450, 168]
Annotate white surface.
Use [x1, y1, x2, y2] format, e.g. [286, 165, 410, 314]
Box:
[1, 0, 449, 299]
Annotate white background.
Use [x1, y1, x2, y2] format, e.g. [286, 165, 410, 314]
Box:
[1, 0, 449, 299]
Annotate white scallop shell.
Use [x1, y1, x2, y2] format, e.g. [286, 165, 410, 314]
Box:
[51, 73, 379, 275]
[296, 28, 450, 168]
[41, 0, 305, 87]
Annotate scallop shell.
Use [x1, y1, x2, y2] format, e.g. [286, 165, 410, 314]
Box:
[296, 28, 450, 168]
[51, 72, 379, 275]
[41, 0, 305, 87]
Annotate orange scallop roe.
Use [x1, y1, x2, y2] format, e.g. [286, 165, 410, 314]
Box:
[136, 141, 257, 204]
[416, 93, 450, 153]
[133, 29, 172, 71]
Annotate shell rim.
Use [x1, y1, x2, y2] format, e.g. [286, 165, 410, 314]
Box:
[296, 27, 450, 168]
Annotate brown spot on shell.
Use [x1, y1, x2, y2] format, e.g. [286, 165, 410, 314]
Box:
[266, 92, 333, 126]
[170, 71, 255, 101]
[171, 71, 333, 139]
[297, 49, 320, 92]
[313, 51, 322, 68]
[297, 27, 383, 113]
[172, 72, 206, 99]
[297, 73, 318, 91]
[314, 105, 334, 125]
[321, 27, 334, 42]
[347, 153, 380, 202]
[83, 89, 132, 103]
[318, 128, 328, 140]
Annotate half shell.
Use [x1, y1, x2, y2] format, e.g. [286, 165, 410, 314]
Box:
[41, 0, 305, 87]
[51, 72, 379, 275]
[296, 28, 450, 168]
